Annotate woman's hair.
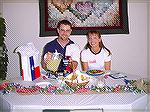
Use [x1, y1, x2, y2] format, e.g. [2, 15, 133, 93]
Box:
[57, 20, 72, 29]
[84, 30, 111, 55]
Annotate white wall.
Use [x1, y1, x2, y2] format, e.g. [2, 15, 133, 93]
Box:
[148, 1, 150, 79]
[1, 0, 149, 79]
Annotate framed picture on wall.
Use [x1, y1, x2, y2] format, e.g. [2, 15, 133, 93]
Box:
[39, 0, 129, 37]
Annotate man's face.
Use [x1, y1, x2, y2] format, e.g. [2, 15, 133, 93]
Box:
[57, 24, 72, 41]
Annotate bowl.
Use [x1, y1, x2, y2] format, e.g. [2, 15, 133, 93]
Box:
[64, 70, 90, 89]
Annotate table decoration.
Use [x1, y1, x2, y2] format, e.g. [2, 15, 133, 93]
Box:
[1, 75, 149, 95]
[131, 78, 150, 94]
[15, 86, 40, 95]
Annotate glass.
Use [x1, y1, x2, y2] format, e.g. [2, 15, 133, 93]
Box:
[46, 59, 61, 72]
[46, 51, 63, 78]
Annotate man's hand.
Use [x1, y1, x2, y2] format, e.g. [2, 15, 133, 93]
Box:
[44, 52, 53, 64]
[68, 57, 78, 71]
[41, 52, 53, 70]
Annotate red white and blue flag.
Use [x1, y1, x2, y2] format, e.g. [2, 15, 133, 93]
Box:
[21, 55, 40, 81]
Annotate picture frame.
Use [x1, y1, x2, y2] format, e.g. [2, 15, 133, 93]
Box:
[39, 0, 129, 37]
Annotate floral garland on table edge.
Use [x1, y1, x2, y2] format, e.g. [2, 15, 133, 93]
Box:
[0, 78, 149, 95]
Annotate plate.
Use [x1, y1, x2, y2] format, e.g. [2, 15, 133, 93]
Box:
[35, 82, 52, 88]
[109, 73, 127, 79]
[86, 70, 104, 76]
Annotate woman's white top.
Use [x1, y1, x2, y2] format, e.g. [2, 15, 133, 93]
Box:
[81, 48, 111, 70]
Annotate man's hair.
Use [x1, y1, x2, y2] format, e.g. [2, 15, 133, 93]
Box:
[57, 20, 72, 29]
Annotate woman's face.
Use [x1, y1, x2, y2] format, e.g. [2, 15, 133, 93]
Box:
[88, 33, 101, 48]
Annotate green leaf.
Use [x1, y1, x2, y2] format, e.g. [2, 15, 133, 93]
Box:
[0, 17, 8, 80]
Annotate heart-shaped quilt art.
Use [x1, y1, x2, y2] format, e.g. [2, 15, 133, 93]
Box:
[50, 0, 114, 22]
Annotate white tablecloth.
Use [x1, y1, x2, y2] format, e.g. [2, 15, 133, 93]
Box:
[0, 92, 148, 112]
[0, 71, 149, 112]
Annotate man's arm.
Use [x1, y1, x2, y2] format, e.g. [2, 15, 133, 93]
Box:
[68, 60, 78, 71]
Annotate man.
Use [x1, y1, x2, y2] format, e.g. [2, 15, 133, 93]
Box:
[41, 20, 80, 72]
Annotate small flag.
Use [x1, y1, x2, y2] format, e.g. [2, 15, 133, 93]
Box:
[29, 56, 35, 80]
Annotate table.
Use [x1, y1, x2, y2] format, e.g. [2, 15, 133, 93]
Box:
[0, 71, 149, 112]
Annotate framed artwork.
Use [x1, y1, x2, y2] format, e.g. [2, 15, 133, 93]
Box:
[39, 0, 129, 37]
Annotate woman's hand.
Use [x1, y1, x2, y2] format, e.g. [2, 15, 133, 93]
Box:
[81, 62, 88, 71]
[104, 61, 111, 70]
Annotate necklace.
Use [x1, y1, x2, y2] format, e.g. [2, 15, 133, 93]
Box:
[90, 47, 101, 55]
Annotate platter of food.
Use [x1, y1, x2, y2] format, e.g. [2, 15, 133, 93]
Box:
[64, 70, 90, 88]
[86, 70, 104, 76]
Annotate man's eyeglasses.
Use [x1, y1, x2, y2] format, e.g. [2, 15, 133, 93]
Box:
[59, 29, 72, 32]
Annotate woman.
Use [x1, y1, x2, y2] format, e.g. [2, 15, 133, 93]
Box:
[81, 31, 112, 71]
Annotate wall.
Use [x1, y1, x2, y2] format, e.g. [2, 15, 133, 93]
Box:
[1, 0, 149, 79]
[148, 1, 150, 79]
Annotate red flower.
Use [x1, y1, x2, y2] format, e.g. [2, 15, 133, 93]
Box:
[42, 76, 47, 80]
[16, 88, 38, 94]
[114, 85, 121, 92]
[0, 82, 9, 89]
[47, 86, 56, 92]
[76, 88, 89, 93]
[104, 74, 109, 79]
[0, 85, 3, 90]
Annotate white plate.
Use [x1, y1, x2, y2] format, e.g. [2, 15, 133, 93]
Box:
[86, 70, 104, 76]
[35, 82, 51, 88]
